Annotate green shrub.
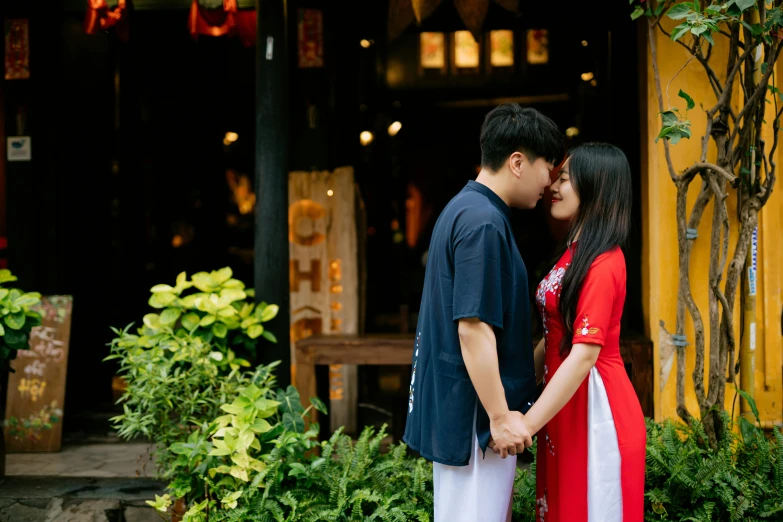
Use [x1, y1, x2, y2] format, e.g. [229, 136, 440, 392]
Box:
[0, 269, 42, 372]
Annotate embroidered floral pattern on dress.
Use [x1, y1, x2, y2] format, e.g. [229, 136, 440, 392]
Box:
[536, 264, 568, 361]
[578, 316, 599, 336]
[408, 331, 422, 413]
[537, 490, 549, 522]
[545, 432, 556, 456]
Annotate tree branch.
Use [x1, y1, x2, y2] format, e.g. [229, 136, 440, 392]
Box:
[680, 162, 737, 185]
[731, 42, 782, 143]
[709, 44, 757, 118]
[658, 22, 724, 97]
[649, 20, 680, 183]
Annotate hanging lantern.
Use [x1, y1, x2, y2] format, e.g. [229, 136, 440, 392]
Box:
[188, 0, 238, 39]
[84, 0, 128, 39]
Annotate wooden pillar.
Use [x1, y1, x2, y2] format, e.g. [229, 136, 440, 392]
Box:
[255, 0, 291, 387]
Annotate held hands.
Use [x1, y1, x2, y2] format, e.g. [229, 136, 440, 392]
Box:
[488, 410, 533, 459]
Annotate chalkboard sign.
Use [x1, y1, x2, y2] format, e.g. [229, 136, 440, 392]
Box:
[4, 296, 73, 452]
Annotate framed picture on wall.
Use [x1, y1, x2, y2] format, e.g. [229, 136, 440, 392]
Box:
[526, 29, 549, 65]
[489, 30, 514, 69]
[419, 32, 447, 73]
[297, 9, 324, 68]
[452, 31, 480, 73]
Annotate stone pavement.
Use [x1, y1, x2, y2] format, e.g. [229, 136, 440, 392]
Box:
[1, 443, 165, 522]
[0, 477, 166, 522]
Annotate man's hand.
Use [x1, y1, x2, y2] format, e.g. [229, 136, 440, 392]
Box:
[488, 411, 532, 458]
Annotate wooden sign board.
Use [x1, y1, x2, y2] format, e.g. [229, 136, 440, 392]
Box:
[289, 167, 358, 433]
[4, 296, 73, 452]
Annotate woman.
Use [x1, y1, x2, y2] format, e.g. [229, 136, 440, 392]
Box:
[495, 143, 646, 521]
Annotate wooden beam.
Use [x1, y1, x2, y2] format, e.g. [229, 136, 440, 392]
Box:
[254, 0, 291, 387]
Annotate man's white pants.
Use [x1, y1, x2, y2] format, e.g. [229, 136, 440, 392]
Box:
[433, 409, 517, 522]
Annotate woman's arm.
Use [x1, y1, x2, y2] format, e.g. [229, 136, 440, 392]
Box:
[522, 342, 600, 435]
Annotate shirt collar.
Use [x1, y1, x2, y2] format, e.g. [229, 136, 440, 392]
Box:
[465, 180, 512, 219]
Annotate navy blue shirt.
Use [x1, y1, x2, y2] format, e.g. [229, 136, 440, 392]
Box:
[403, 180, 536, 466]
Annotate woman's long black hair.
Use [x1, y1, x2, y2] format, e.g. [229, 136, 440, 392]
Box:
[557, 142, 633, 355]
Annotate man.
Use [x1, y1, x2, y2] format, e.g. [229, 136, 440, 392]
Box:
[403, 103, 565, 522]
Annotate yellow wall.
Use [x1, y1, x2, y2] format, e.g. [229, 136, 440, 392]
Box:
[643, 21, 783, 424]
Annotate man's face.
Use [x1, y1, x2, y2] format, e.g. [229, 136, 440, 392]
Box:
[513, 153, 553, 209]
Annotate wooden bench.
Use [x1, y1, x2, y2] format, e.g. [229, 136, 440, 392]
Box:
[295, 334, 415, 425]
[295, 332, 654, 428]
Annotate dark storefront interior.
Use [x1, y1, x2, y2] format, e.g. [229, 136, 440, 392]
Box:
[3, 0, 644, 442]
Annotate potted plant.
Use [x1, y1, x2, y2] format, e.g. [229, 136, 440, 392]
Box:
[0, 269, 42, 481]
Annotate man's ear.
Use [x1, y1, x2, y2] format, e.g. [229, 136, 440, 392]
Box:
[508, 151, 526, 179]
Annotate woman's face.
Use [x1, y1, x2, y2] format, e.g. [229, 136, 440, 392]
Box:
[550, 159, 580, 221]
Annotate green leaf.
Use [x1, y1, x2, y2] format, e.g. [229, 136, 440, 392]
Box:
[213, 322, 228, 339]
[261, 330, 278, 344]
[738, 389, 760, 420]
[0, 270, 18, 284]
[310, 396, 328, 415]
[159, 308, 181, 326]
[678, 89, 696, 110]
[735, 0, 756, 10]
[150, 284, 175, 293]
[0, 289, 8, 300]
[661, 111, 679, 127]
[631, 5, 645, 20]
[250, 418, 273, 433]
[200, 315, 216, 327]
[762, 62, 769, 75]
[181, 312, 201, 331]
[655, 2, 666, 15]
[282, 412, 305, 433]
[705, 3, 722, 13]
[148, 292, 177, 309]
[221, 402, 247, 415]
[740, 416, 758, 444]
[672, 22, 692, 41]
[143, 313, 162, 330]
[247, 324, 264, 339]
[667, 3, 693, 19]
[669, 130, 685, 145]
[277, 385, 305, 417]
[14, 292, 41, 308]
[703, 31, 715, 45]
[257, 304, 279, 323]
[691, 24, 709, 35]
[222, 278, 245, 289]
[5, 312, 25, 330]
[25, 312, 42, 327]
[0, 323, 5, 336]
[219, 288, 247, 305]
[191, 272, 218, 292]
[4, 329, 27, 348]
[240, 316, 259, 329]
[214, 267, 233, 284]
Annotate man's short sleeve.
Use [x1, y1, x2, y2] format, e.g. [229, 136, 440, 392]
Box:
[452, 224, 512, 330]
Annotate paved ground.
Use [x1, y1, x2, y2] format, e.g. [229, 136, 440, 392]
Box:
[7, 444, 156, 478]
[3, 443, 163, 521]
[0, 476, 166, 522]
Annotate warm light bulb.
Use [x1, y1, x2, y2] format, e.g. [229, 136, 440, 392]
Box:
[566, 127, 580, 138]
[581, 40, 588, 47]
[388, 121, 402, 136]
[581, 72, 594, 81]
[360, 131, 374, 146]
[327, 189, 334, 197]
[360, 39, 371, 48]
[224, 132, 239, 143]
